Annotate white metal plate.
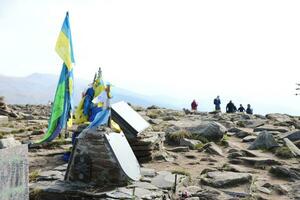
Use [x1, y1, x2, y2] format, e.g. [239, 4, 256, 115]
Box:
[105, 132, 141, 181]
[111, 101, 150, 134]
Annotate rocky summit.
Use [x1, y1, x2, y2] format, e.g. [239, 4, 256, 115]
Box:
[1, 98, 300, 200]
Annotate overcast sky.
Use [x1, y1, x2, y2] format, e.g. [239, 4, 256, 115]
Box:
[0, 0, 300, 115]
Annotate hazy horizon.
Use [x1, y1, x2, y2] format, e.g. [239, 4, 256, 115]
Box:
[0, 0, 300, 115]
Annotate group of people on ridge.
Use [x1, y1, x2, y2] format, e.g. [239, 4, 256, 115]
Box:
[191, 96, 253, 114]
[224, 100, 253, 114]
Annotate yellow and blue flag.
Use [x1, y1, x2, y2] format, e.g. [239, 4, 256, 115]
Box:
[37, 12, 75, 144]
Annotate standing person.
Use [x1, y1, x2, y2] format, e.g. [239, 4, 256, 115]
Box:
[238, 104, 245, 112]
[246, 104, 253, 114]
[214, 96, 221, 111]
[191, 99, 198, 111]
[226, 100, 237, 113]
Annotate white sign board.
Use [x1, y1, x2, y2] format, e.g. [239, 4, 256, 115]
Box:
[105, 132, 141, 181]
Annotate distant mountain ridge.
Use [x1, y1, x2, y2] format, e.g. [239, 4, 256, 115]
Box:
[0, 73, 181, 109]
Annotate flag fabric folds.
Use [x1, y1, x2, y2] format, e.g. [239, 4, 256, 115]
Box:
[36, 12, 75, 144]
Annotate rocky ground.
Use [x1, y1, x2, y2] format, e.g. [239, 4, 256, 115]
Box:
[0, 97, 300, 199]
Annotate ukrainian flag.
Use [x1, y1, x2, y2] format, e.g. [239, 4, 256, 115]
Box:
[36, 12, 75, 144]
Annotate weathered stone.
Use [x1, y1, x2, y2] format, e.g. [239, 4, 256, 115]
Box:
[180, 138, 201, 149]
[254, 125, 289, 133]
[235, 130, 252, 138]
[266, 113, 292, 123]
[189, 122, 227, 142]
[200, 142, 223, 156]
[0, 137, 21, 149]
[239, 157, 282, 166]
[279, 130, 300, 142]
[148, 118, 163, 125]
[284, 138, 300, 157]
[257, 186, 272, 194]
[270, 166, 300, 181]
[273, 184, 291, 195]
[241, 119, 265, 128]
[172, 120, 226, 142]
[141, 168, 156, 177]
[201, 171, 252, 188]
[151, 171, 185, 189]
[248, 131, 279, 150]
[227, 151, 244, 159]
[242, 135, 257, 142]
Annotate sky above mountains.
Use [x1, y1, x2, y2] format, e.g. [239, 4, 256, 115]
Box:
[0, 0, 300, 115]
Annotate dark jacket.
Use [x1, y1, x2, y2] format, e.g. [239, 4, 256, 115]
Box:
[226, 102, 237, 113]
[246, 108, 253, 114]
[238, 106, 245, 112]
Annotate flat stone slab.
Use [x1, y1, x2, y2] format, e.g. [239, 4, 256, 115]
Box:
[269, 166, 300, 181]
[168, 146, 189, 152]
[151, 171, 185, 189]
[238, 157, 282, 166]
[201, 171, 252, 188]
[254, 125, 289, 133]
[140, 168, 156, 177]
[284, 138, 300, 157]
[280, 130, 300, 142]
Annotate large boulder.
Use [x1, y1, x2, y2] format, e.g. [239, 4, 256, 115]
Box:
[188, 122, 227, 142]
[248, 131, 279, 150]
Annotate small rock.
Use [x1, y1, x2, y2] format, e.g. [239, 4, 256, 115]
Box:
[200, 142, 223, 156]
[257, 186, 272, 194]
[180, 138, 201, 150]
[273, 184, 290, 195]
[242, 135, 257, 142]
[235, 130, 251, 138]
